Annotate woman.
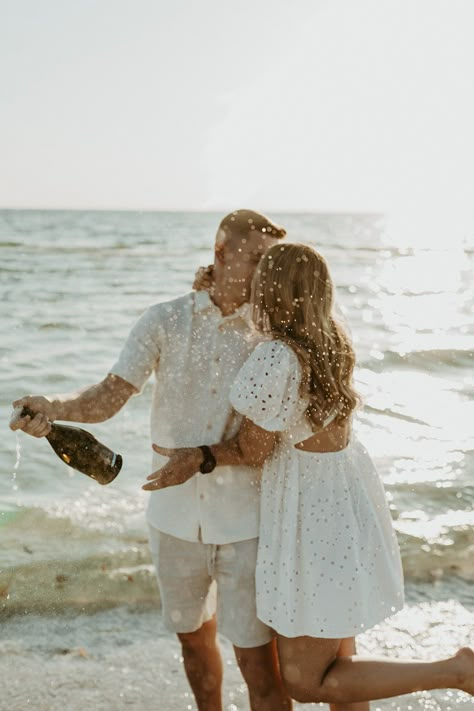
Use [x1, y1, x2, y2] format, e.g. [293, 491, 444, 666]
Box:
[144, 243, 474, 705]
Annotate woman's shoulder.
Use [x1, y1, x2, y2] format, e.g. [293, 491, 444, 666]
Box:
[231, 337, 307, 431]
[251, 337, 299, 365]
[238, 338, 302, 392]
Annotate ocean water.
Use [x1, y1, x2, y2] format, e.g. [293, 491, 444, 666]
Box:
[0, 210, 473, 710]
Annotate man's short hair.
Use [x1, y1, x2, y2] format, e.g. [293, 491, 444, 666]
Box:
[219, 209, 286, 240]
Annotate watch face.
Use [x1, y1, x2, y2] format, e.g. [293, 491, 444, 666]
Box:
[200, 460, 215, 474]
[199, 446, 216, 474]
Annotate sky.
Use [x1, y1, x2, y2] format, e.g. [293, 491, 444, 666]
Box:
[1, 0, 474, 217]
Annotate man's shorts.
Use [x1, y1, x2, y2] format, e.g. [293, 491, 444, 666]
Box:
[148, 526, 273, 649]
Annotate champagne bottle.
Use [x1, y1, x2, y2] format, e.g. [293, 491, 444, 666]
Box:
[20, 407, 122, 485]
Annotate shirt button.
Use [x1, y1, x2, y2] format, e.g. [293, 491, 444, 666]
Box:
[215, 356, 220, 363]
[200, 494, 204, 500]
[211, 388, 217, 395]
[207, 424, 212, 430]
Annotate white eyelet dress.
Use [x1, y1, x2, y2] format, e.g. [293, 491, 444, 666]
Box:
[229, 339, 405, 639]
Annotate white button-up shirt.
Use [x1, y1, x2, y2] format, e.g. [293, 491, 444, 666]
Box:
[110, 290, 261, 544]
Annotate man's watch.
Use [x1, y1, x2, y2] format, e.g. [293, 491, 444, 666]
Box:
[199, 445, 216, 474]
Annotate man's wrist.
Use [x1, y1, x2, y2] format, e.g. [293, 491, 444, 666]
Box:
[46, 395, 73, 421]
[47, 397, 63, 421]
[198, 445, 217, 474]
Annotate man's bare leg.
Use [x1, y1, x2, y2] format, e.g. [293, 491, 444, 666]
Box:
[178, 616, 223, 711]
[234, 639, 293, 711]
[330, 638, 370, 711]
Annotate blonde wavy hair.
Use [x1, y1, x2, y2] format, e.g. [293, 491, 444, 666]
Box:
[250, 242, 361, 429]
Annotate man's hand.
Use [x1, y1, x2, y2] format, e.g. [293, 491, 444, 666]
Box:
[142, 444, 203, 491]
[9, 397, 55, 437]
[192, 264, 214, 292]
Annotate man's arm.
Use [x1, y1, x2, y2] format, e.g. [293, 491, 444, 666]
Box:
[144, 417, 278, 491]
[10, 373, 137, 437]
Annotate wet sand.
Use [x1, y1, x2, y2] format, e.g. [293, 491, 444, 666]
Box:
[2, 594, 473, 711]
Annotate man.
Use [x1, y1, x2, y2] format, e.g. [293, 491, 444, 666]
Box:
[11, 210, 291, 711]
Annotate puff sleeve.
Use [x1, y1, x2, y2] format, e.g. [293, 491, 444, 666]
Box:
[229, 340, 309, 431]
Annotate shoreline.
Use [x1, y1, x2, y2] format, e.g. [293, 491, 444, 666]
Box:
[2, 530, 473, 619]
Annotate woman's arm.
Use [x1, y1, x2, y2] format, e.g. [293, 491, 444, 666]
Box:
[212, 417, 277, 468]
[143, 417, 278, 491]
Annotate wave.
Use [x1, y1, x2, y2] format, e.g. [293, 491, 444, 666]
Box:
[390, 482, 474, 513]
[363, 404, 428, 425]
[2, 524, 473, 617]
[0, 547, 158, 618]
[363, 348, 473, 371]
[397, 525, 474, 582]
[38, 322, 78, 330]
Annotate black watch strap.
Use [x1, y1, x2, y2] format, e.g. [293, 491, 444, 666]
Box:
[199, 445, 217, 474]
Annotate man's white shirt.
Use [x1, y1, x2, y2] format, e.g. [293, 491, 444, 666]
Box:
[110, 290, 261, 544]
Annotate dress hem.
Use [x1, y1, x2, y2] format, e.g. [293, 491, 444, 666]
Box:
[257, 602, 405, 640]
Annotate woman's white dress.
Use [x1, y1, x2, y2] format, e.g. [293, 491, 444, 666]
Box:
[229, 339, 404, 639]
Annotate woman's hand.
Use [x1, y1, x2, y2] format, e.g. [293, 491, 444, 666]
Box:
[142, 444, 203, 491]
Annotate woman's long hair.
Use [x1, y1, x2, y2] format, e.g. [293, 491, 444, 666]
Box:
[250, 243, 361, 429]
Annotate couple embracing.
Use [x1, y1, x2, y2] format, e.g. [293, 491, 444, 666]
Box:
[12, 210, 474, 709]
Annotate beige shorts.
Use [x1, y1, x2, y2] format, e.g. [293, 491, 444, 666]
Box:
[148, 526, 273, 648]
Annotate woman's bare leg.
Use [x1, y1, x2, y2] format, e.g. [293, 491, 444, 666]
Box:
[330, 638, 369, 711]
[277, 634, 474, 705]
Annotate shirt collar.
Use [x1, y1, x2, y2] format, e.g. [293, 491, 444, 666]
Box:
[194, 290, 214, 313]
[194, 290, 251, 324]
